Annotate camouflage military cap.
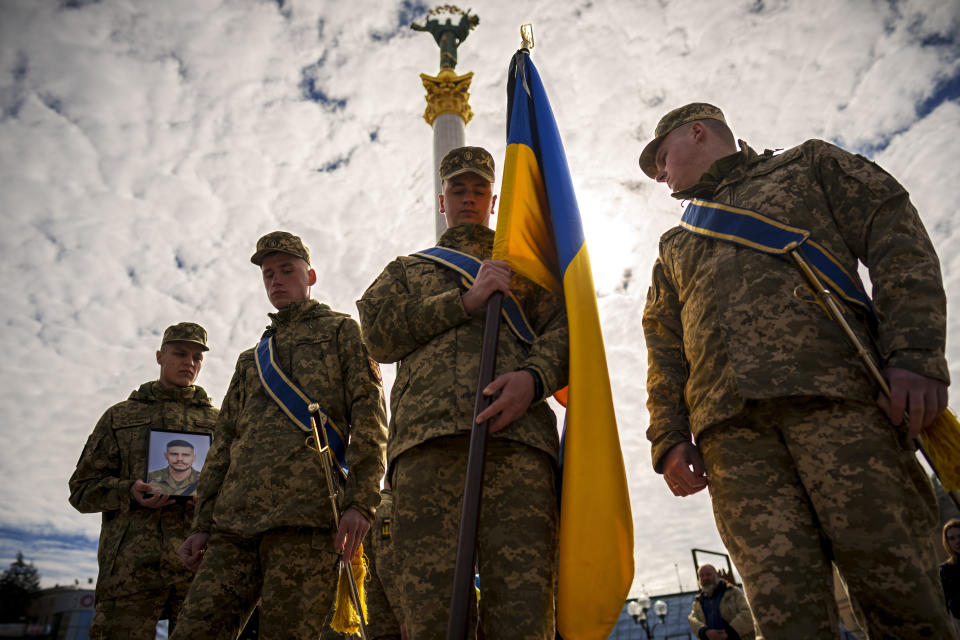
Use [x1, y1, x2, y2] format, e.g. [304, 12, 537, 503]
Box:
[161, 322, 209, 351]
[440, 146, 495, 183]
[638, 102, 727, 178]
[250, 230, 311, 266]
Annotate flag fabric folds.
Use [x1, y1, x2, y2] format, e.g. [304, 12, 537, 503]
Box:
[492, 50, 634, 639]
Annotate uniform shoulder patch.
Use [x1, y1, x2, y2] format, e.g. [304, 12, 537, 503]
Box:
[368, 357, 382, 382]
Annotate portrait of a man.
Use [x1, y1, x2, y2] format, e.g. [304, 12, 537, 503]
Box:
[145, 433, 211, 497]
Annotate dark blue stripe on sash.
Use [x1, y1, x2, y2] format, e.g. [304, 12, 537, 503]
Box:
[680, 199, 878, 329]
[681, 199, 809, 253]
[412, 246, 538, 345]
[255, 335, 349, 478]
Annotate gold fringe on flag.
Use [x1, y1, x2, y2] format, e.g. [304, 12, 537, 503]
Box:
[919, 409, 960, 492]
[329, 544, 369, 636]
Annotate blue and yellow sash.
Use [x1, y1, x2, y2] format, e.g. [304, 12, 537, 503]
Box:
[680, 199, 878, 329]
[412, 246, 538, 345]
[254, 335, 349, 478]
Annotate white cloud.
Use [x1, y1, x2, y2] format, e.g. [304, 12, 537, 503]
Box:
[0, 0, 957, 601]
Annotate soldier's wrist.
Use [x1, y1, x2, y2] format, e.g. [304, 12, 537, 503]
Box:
[521, 367, 544, 402]
[122, 479, 138, 512]
[344, 502, 375, 525]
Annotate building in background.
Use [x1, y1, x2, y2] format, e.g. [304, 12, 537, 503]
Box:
[0, 586, 94, 640]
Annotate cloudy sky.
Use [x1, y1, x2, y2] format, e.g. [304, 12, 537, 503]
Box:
[1, 0, 958, 599]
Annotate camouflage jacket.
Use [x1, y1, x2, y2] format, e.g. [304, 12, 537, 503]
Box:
[193, 299, 387, 536]
[644, 140, 948, 471]
[68, 381, 218, 600]
[357, 223, 569, 468]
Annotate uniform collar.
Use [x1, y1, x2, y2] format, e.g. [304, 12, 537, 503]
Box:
[269, 298, 324, 326]
[672, 140, 760, 201]
[436, 223, 494, 258]
[133, 381, 210, 405]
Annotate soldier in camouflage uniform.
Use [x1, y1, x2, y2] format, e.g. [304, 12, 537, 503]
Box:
[639, 103, 956, 639]
[69, 322, 218, 639]
[170, 231, 387, 640]
[147, 440, 201, 496]
[358, 147, 568, 639]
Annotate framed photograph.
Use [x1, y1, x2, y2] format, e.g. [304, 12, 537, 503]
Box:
[143, 429, 212, 499]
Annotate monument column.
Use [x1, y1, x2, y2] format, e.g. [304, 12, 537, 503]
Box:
[412, 6, 478, 240]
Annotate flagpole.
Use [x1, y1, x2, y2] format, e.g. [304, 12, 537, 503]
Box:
[446, 291, 503, 640]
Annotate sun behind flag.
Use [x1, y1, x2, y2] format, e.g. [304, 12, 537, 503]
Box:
[493, 48, 634, 639]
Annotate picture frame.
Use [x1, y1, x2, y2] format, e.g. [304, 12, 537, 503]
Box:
[143, 429, 212, 499]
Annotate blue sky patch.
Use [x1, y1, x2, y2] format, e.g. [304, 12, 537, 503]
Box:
[299, 62, 346, 110]
[371, 0, 429, 42]
[318, 153, 351, 172]
[918, 71, 960, 119]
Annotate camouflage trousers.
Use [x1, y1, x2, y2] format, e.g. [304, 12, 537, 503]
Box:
[391, 435, 558, 640]
[89, 584, 188, 640]
[373, 490, 405, 639]
[170, 526, 340, 640]
[698, 397, 957, 640]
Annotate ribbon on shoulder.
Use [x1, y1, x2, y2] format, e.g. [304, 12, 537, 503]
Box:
[412, 246, 538, 345]
[254, 334, 349, 478]
[680, 198, 878, 330]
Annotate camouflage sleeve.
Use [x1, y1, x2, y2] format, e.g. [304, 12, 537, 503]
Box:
[192, 357, 244, 533]
[68, 406, 130, 514]
[337, 318, 387, 524]
[357, 258, 471, 363]
[642, 257, 693, 473]
[520, 286, 569, 401]
[816, 141, 949, 383]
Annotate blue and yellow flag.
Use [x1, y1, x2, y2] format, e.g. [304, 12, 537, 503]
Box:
[493, 50, 634, 639]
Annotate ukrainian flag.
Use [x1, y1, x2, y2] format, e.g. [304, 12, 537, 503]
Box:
[493, 51, 634, 639]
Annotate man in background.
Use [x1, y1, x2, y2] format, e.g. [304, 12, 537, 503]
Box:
[688, 564, 755, 640]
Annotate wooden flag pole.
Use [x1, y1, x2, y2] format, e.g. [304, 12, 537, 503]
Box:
[446, 292, 503, 640]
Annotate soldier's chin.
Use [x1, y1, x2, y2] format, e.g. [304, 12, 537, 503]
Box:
[270, 294, 292, 309]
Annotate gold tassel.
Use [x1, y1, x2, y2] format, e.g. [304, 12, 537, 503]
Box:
[920, 408, 960, 491]
[329, 544, 369, 636]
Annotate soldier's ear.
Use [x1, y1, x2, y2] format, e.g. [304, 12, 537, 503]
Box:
[490, 194, 497, 215]
[691, 121, 705, 143]
[308, 268, 317, 286]
[156, 350, 163, 365]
